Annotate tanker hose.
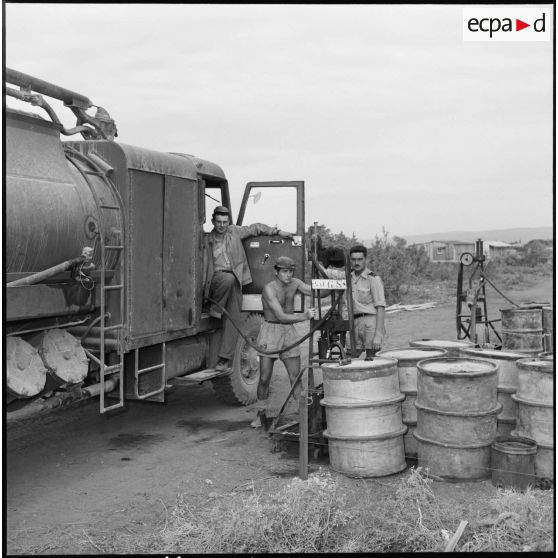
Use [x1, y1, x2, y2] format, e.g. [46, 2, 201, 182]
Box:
[7, 248, 94, 287]
[206, 293, 342, 357]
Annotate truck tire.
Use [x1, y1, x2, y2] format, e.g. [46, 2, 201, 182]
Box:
[212, 313, 263, 405]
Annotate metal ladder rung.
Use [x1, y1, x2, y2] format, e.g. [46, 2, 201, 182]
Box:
[136, 363, 165, 376]
[104, 284, 124, 291]
[105, 245, 123, 250]
[101, 401, 125, 412]
[103, 364, 122, 374]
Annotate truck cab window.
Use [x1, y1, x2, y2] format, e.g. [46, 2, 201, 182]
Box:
[240, 186, 297, 233]
[203, 187, 225, 232]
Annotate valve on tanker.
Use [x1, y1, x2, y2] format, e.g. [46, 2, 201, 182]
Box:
[70, 246, 95, 289]
[93, 106, 118, 140]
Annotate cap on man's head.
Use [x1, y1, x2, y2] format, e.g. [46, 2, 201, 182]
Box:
[212, 205, 230, 218]
[274, 256, 296, 270]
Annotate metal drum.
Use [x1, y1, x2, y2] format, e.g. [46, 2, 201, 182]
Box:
[512, 358, 554, 480]
[377, 347, 447, 458]
[321, 358, 407, 478]
[461, 348, 526, 435]
[414, 357, 499, 481]
[542, 307, 553, 353]
[500, 307, 543, 354]
[409, 339, 474, 357]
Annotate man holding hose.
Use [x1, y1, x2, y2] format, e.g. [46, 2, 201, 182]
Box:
[252, 256, 328, 428]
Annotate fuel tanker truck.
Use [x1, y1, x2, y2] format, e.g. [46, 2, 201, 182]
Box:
[5, 68, 306, 421]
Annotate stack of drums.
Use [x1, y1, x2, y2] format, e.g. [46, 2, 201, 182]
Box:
[409, 338, 474, 357]
[512, 358, 554, 480]
[414, 357, 500, 481]
[542, 306, 553, 354]
[500, 307, 543, 354]
[376, 347, 447, 458]
[461, 348, 526, 436]
[321, 358, 407, 478]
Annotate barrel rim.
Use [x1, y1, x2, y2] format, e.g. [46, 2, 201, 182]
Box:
[516, 357, 554, 374]
[510, 393, 553, 408]
[320, 392, 405, 408]
[461, 347, 527, 360]
[413, 430, 492, 449]
[409, 338, 474, 348]
[323, 424, 407, 441]
[376, 347, 448, 364]
[321, 356, 398, 372]
[417, 356, 498, 377]
[415, 401, 502, 417]
[491, 434, 538, 455]
[500, 306, 545, 313]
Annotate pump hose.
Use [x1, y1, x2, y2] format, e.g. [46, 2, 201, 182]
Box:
[206, 293, 342, 356]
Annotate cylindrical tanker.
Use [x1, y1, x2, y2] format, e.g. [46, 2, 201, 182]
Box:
[5, 110, 121, 275]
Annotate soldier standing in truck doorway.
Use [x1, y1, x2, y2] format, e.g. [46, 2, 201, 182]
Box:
[251, 256, 327, 428]
[349, 244, 386, 358]
[203, 206, 294, 373]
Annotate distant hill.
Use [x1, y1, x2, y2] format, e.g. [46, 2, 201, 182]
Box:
[363, 227, 553, 246]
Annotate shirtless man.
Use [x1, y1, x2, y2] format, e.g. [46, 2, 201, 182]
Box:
[251, 256, 322, 427]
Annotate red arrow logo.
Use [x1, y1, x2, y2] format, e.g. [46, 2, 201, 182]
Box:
[516, 19, 530, 31]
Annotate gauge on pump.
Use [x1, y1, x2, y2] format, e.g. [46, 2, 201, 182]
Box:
[460, 252, 474, 266]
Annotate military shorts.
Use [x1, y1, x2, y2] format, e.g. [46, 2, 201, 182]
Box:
[256, 321, 300, 360]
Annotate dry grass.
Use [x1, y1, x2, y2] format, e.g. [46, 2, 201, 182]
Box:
[154, 467, 553, 554]
[460, 486, 554, 552]
[14, 467, 551, 554]
[160, 469, 353, 553]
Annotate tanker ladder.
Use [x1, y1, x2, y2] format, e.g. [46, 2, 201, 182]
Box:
[65, 145, 127, 413]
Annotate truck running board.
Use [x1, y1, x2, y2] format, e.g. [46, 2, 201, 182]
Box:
[171, 369, 230, 384]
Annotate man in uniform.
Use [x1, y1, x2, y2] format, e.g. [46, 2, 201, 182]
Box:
[251, 256, 321, 427]
[203, 206, 294, 373]
[349, 245, 386, 358]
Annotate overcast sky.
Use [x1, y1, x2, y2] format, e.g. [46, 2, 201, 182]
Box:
[4, 3, 554, 241]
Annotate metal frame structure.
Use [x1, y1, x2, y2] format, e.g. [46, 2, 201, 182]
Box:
[456, 239, 502, 346]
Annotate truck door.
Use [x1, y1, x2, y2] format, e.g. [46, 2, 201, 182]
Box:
[236, 181, 305, 312]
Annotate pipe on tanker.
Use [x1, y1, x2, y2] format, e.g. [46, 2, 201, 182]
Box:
[5, 67, 93, 109]
[6, 378, 119, 423]
[7, 248, 93, 287]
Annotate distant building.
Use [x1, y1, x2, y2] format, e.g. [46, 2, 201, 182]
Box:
[412, 240, 515, 263]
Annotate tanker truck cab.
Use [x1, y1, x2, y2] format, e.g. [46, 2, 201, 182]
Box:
[182, 161, 306, 405]
[5, 67, 306, 419]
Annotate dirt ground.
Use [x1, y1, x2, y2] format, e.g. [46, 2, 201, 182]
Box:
[5, 276, 553, 555]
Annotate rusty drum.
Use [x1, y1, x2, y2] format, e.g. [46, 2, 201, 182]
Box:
[414, 357, 499, 481]
[542, 307, 553, 353]
[321, 358, 407, 477]
[512, 358, 554, 480]
[500, 307, 543, 354]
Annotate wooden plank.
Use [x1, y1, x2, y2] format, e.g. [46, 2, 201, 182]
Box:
[444, 520, 468, 552]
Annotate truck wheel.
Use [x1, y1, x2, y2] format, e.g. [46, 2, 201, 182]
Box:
[212, 313, 263, 405]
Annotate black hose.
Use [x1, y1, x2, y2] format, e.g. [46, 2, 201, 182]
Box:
[482, 274, 520, 307]
[206, 294, 342, 356]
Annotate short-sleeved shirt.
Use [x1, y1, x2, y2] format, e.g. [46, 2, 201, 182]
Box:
[350, 269, 386, 315]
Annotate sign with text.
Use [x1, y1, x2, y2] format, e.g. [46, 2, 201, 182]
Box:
[311, 278, 347, 290]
